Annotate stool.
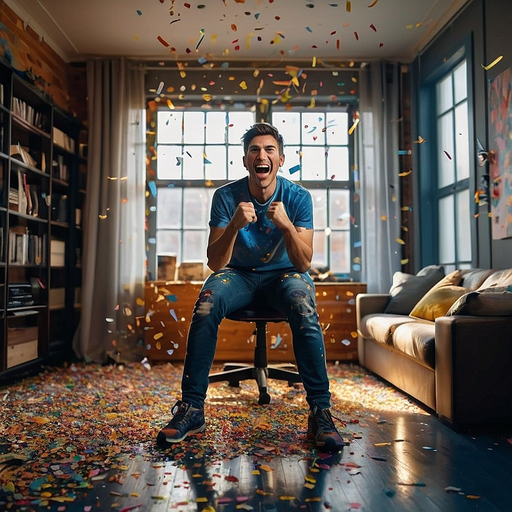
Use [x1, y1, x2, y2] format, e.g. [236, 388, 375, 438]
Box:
[208, 303, 302, 405]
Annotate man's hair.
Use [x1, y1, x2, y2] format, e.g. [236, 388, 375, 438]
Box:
[241, 123, 284, 155]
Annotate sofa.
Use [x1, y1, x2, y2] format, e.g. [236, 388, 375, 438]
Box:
[356, 266, 512, 430]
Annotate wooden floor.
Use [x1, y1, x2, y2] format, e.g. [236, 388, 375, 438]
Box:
[20, 392, 512, 511]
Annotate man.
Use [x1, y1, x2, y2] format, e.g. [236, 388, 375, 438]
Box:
[157, 123, 346, 452]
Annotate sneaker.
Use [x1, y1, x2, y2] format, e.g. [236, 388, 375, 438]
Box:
[307, 405, 347, 453]
[156, 400, 206, 447]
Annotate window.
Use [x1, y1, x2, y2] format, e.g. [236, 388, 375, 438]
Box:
[434, 59, 472, 272]
[148, 105, 359, 280]
[271, 110, 353, 273]
[152, 109, 254, 266]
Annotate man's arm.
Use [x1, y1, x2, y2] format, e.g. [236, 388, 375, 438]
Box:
[207, 201, 256, 271]
[267, 201, 313, 273]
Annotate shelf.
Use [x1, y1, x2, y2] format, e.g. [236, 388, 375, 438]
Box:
[0, 57, 87, 376]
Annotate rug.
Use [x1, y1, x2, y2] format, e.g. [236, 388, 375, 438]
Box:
[0, 361, 424, 506]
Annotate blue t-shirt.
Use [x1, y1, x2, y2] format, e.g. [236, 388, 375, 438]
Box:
[209, 176, 313, 271]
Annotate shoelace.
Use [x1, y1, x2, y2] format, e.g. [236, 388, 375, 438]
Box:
[170, 401, 190, 423]
[315, 409, 337, 432]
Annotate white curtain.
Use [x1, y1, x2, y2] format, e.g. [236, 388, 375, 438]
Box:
[358, 62, 402, 293]
[73, 58, 146, 363]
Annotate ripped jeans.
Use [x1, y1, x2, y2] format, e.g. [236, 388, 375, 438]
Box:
[181, 267, 332, 410]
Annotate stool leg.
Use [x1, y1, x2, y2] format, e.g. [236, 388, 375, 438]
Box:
[255, 320, 271, 404]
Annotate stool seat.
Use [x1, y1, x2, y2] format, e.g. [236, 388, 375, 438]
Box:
[209, 302, 302, 405]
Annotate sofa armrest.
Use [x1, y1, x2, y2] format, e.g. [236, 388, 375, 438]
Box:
[356, 293, 390, 322]
[435, 314, 512, 429]
[356, 294, 390, 365]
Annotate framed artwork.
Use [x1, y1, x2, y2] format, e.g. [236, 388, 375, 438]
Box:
[489, 66, 512, 239]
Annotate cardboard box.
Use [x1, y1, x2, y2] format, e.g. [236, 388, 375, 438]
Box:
[8, 326, 38, 345]
[50, 239, 65, 266]
[177, 261, 204, 281]
[7, 339, 38, 368]
[49, 288, 66, 309]
[157, 255, 177, 281]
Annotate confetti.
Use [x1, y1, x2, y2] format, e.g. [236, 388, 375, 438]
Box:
[482, 55, 503, 70]
[0, 362, 424, 509]
[157, 36, 169, 47]
[195, 28, 205, 50]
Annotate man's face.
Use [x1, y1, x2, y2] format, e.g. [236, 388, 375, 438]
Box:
[243, 134, 285, 194]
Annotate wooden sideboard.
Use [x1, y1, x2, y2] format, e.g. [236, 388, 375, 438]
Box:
[144, 281, 367, 363]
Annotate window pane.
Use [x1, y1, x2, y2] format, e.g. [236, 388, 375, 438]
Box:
[157, 187, 182, 228]
[301, 112, 325, 145]
[327, 146, 349, 181]
[282, 145, 301, 179]
[183, 231, 207, 262]
[183, 111, 205, 144]
[206, 111, 227, 143]
[205, 146, 227, 180]
[326, 112, 349, 145]
[301, 146, 326, 180]
[310, 189, 327, 228]
[329, 189, 351, 229]
[438, 196, 455, 264]
[227, 111, 255, 144]
[228, 145, 247, 180]
[157, 145, 182, 179]
[455, 102, 470, 180]
[456, 189, 471, 262]
[183, 188, 210, 228]
[273, 111, 300, 144]
[330, 231, 351, 273]
[157, 230, 181, 262]
[312, 231, 327, 268]
[182, 145, 205, 179]
[437, 112, 455, 188]
[453, 60, 467, 104]
[436, 74, 453, 114]
[157, 111, 182, 143]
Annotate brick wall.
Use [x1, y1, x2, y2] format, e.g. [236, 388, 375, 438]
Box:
[0, 1, 86, 122]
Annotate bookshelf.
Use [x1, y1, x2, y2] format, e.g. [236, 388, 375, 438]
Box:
[0, 58, 86, 379]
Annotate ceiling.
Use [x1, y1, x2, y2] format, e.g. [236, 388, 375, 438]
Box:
[7, 0, 470, 64]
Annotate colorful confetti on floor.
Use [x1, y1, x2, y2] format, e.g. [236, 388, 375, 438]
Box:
[0, 362, 425, 508]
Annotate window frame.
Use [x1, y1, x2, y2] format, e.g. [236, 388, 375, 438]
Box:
[417, 45, 476, 272]
[146, 102, 360, 281]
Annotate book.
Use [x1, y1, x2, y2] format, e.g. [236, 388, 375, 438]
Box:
[10, 143, 37, 168]
[17, 170, 27, 216]
[22, 173, 32, 215]
[30, 187, 40, 217]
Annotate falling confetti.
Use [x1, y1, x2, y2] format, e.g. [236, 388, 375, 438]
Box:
[482, 55, 503, 70]
[157, 36, 170, 47]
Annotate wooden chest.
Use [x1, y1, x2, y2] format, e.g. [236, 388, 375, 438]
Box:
[144, 281, 366, 363]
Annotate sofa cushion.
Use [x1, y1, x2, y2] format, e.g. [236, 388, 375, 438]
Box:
[447, 287, 512, 316]
[460, 268, 495, 291]
[391, 320, 436, 369]
[477, 269, 512, 290]
[409, 270, 466, 321]
[359, 314, 418, 345]
[409, 285, 467, 321]
[384, 265, 444, 315]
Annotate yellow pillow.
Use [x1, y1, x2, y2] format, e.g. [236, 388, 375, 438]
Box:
[434, 269, 463, 288]
[410, 285, 467, 321]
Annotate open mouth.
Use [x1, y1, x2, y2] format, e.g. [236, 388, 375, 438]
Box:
[255, 164, 271, 178]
